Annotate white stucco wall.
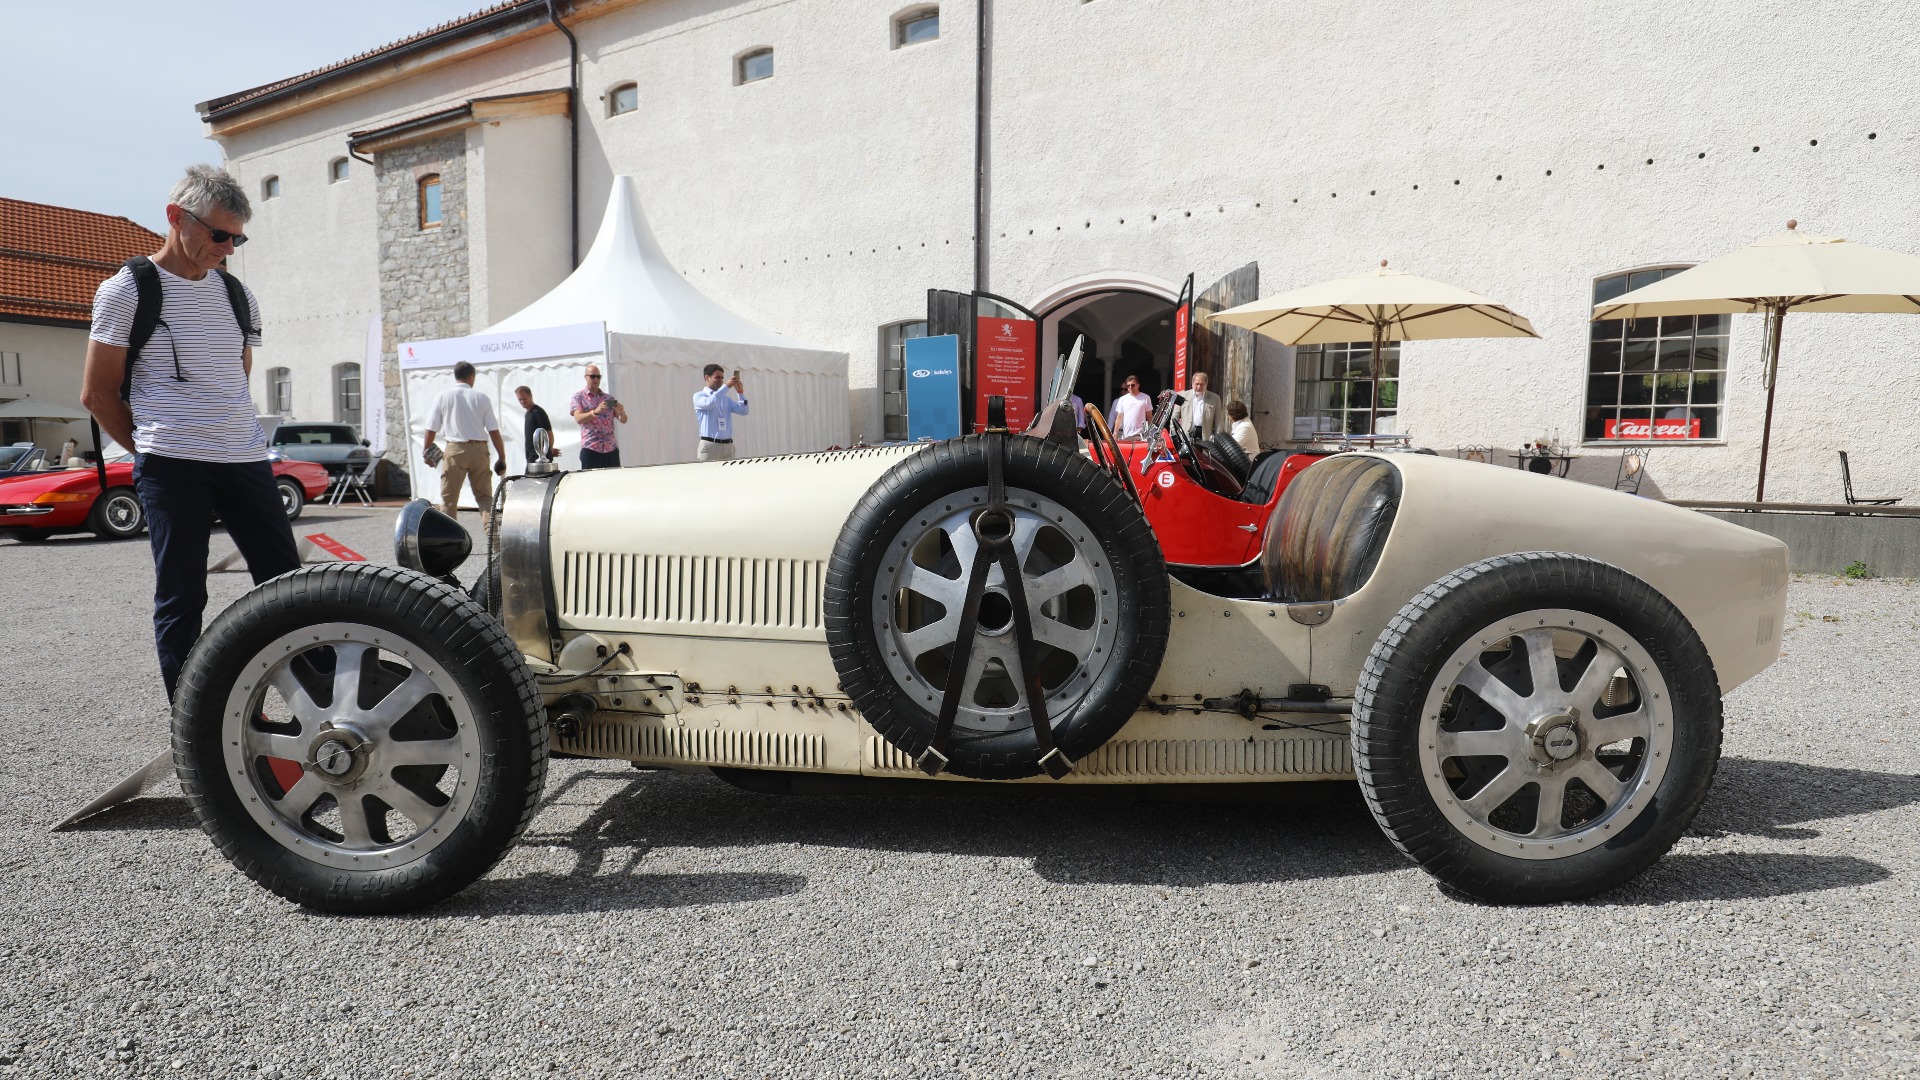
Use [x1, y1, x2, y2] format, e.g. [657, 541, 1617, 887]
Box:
[212, 0, 1920, 502]
[0, 320, 92, 449]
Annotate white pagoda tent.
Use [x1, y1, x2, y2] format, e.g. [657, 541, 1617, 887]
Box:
[399, 176, 849, 494]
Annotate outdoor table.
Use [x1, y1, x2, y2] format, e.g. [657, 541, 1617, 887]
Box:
[1510, 451, 1577, 477]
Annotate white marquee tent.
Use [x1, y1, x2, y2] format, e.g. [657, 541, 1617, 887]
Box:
[399, 176, 849, 504]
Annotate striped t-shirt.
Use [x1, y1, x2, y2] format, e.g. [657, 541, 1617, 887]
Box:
[89, 262, 267, 462]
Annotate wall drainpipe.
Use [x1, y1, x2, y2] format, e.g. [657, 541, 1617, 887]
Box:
[546, 0, 581, 269]
[973, 0, 988, 295]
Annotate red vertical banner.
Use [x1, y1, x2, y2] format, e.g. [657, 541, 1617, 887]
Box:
[973, 317, 1037, 431]
[1170, 272, 1194, 391]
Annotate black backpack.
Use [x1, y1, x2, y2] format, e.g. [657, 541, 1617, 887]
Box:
[119, 255, 257, 401]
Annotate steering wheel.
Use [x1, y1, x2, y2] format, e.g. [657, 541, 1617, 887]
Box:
[1082, 404, 1141, 504]
[1155, 394, 1244, 498]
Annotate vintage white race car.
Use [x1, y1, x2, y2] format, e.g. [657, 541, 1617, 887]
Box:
[171, 387, 1788, 914]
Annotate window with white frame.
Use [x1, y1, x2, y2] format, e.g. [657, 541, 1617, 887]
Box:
[267, 367, 293, 415]
[895, 6, 939, 46]
[608, 82, 638, 116]
[1292, 341, 1399, 438]
[1586, 266, 1725, 441]
[737, 48, 773, 84]
[880, 320, 928, 441]
[333, 362, 362, 427]
[0, 352, 21, 386]
[328, 157, 349, 183]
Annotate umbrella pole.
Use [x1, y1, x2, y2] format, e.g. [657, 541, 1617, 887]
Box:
[1366, 322, 1384, 436]
[1755, 303, 1785, 502]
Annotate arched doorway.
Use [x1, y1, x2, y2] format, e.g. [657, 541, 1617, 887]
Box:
[1032, 273, 1180, 413]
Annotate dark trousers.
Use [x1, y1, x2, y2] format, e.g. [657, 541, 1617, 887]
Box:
[579, 446, 622, 470]
[134, 453, 302, 700]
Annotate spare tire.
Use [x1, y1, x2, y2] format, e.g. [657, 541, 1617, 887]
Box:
[824, 436, 1170, 779]
[1208, 432, 1253, 483]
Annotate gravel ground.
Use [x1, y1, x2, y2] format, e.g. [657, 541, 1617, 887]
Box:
[2, 507, 1917, 1079]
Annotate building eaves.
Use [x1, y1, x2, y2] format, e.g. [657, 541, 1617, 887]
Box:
[196, 0, 552, 123]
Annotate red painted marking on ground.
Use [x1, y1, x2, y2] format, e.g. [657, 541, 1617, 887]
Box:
[304, 533, 366, 562]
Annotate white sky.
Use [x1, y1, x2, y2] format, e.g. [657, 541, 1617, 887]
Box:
[1, 0, 487, 232]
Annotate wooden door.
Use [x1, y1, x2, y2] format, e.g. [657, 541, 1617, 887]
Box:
[1190, 263, 1259, 413]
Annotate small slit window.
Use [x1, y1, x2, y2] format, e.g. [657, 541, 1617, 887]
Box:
[608, 82, 638, 116]
[261, 175, 280, 200]
[328, 157, 349, 183]
[737, 48, 773, 84]
[895, 6, 939, 47]
[419, 174, 442, 228]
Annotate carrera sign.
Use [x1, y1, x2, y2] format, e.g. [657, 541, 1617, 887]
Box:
[1605, 417, 1700, 440]
[974, 317, 1037, 431]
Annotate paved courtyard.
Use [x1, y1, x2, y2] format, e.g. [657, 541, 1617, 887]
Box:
[1, 506, 1917, 1079]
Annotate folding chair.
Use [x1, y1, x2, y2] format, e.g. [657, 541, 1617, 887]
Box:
[1455, 444, 1494, 463]
[1839, 451, 1901, 506]
[1615, 448, 1652, 495]
[327, 458, 378, 507]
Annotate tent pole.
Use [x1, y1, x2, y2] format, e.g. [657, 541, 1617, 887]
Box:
[1366, 321, 1384, 436]
[1755, 303, 1784, 502]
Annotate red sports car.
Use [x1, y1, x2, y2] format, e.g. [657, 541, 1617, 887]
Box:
[0, 450, 329, 542]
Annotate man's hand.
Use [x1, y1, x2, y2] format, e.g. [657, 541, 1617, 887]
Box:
[80, 341, 136, 451]
[727, 374, 745, 395]
[494, 459, 507, 477]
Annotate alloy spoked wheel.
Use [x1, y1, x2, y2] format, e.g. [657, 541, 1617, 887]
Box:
[91, 488, 144, 539]
[223, 622, 480, 867]
[874, 486, 1120, 735]
[177, 563, 546, 913]
[1419, 609, 1672, 857]
[1353, 552, 1722, 903]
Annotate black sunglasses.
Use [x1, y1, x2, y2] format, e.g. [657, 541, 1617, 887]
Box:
[586, 373, 602, 379]
[181, 208, 249, 247]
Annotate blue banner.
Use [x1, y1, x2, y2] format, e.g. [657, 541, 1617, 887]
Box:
[905, 335, 962, 442]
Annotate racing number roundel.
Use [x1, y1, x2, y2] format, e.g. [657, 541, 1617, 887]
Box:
[1156, 469, 1176, 489]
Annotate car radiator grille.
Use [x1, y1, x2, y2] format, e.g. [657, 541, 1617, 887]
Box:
[864, 735, 1352, 779]
[558, 552, 824, 632]
[556, 719, 827, 770]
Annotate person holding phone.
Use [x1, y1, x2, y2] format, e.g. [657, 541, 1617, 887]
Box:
[568, 363, 626, 470]
[692, 364, 748, 461]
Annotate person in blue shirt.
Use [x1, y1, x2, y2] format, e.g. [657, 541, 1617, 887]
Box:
[693, 363, 749, 461]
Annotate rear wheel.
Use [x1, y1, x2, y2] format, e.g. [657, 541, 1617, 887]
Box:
[277, 477, 306, 521]
[89, 487, 144, 539]
[1353, 552, 1721, 903]
[173, 563, 547, 913]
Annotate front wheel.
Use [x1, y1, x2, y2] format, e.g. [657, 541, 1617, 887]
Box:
[173, 563, 547, 914]
[89, 487, 144, 539]
[1353, 552, 1722, 904]
[277, 476, 306, 521]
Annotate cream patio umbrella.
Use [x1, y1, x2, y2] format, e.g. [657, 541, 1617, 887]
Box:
[1206, 261, 1538, 436]
[1593, 222, 1920, 501]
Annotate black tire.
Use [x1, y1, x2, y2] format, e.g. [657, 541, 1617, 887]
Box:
[824, 436, 1170, 779]
[1208, 432, 1253, 483]
[277, 477, 306, 521]
[1353, 552, 1722, 903]
[174, 563, 548, 914]
[88, 487, 144, 539]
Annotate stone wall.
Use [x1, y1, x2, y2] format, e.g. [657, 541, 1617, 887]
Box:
[374, 131, 470, 478]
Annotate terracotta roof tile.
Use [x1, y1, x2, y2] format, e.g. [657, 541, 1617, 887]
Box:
[200, 1, 539, 119]
[0, 197, 163, 325]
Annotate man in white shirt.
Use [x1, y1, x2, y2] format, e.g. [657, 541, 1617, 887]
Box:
[422, 361, 506, 530]
[1108, 375, 1153, 440]
[693, 363, 750, 461]
[1227, 400, 1260, 457]
[1182, 371, 1223, 441]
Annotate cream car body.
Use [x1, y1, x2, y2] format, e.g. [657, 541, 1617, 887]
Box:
[501, 447, 1785, 784]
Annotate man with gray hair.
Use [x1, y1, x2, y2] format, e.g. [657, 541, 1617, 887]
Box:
[80, 164, 300, 703]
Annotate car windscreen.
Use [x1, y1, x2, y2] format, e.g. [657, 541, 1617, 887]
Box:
[274, 427, 357, 446]
[0, 447, 28, 468]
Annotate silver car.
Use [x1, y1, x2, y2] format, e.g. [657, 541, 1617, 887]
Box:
[269, 423, 371, 478]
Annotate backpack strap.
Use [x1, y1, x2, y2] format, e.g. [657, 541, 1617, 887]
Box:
[121, 256, 162, 402]
[212, 267, 258, 340]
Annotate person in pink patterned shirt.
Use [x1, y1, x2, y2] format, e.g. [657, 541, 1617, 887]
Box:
[567, 364, 627, 469]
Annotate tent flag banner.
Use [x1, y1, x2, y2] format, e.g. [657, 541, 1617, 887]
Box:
[1172, 272, 1194, 391]
[973, 317, 1036, 431]
[363, 312, 386, 455]
[400, 322, 605, 370]
[905, 335, 962, 442]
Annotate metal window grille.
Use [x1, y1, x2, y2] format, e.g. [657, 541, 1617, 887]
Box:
[0, 352, 21, 386]
[334, 362, 362, 426]
[880, 320, 927, 442]
[1292, 341, 1400, 438]
[268, 367, 293, 415]
[1585, 267, 1725, 442]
